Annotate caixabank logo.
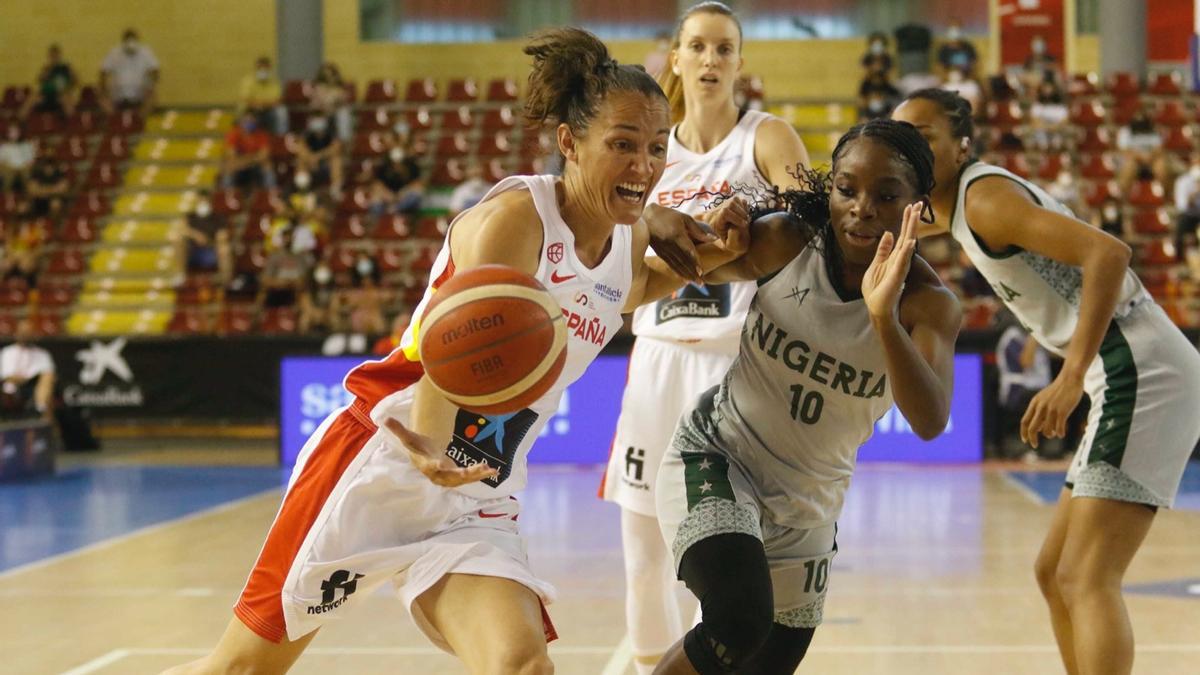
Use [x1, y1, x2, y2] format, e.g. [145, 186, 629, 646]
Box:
[655, 282, 732, 324]
[65, 337, 144, 407]
[445, 408, 539, 487]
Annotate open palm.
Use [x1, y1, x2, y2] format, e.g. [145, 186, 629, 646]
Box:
[862, 202, 920, 320]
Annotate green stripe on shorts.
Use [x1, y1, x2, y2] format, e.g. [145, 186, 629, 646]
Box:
[682, 452, 735, 509]
[1089, 322, 1137, 468]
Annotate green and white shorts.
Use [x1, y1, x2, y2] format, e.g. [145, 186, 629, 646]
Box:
[656, 414, 837, 628]
[1066, 302, 1200, 508]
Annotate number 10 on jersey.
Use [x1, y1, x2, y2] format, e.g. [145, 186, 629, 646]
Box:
[789, 384, 824, 424]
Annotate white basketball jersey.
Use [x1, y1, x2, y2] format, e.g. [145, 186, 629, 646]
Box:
[345, 175, 632, 499]
[631, 110, 775, 348]
[713, 246, 894, 528]
[951, 162, 1150, 357]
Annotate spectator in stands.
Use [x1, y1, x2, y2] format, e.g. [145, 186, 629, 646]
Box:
[238, 56, 286, 135]
[858, 70, 901, 120]
[182, 190, 232, 282]
[1028, 77, 1069, 151]
[1181, 232, 1200, 279]
[298, 253, 339, 334]
[2, 216, 44, 285]
[311, 62, 353, 142]
[1094, 197, 1126, 239]
[221, 112, 275, 193]
[372, 310, 412, 356]
[0, 319, 55, 421]
[100, 28, 159, 114]
[861, 32, 893, 76]
[1045, 167, 1083, 215]
[937, 20, 977, 78]
[1116, 108, 1169, 191]
[1174, 152, 1200, 241]
[0, 125, 36, 192]
[26, 157, 68, 218]
[893, 22, 933, 78]
[644, 31, 671, 79]
[1021, 34, 1058, 92]
[22, 44, 77, 117]
[370, 141, 425, 218]
[447, 161, 493, 218]
[343, 253, 386, 335]
[296, 114, 344, 198]
[939, 67, 983, 113]
[259, 226, 310, 309]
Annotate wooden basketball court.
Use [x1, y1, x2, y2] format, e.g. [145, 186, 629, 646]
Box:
[4, 447, 1199, 675]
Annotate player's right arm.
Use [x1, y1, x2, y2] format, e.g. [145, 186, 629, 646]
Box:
[703, 212, 809, 283]
[381, 191, 544, 487]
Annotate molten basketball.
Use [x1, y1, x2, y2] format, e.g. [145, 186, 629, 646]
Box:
[419, 265, 567, 414]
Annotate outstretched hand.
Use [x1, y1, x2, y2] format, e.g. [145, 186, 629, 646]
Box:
[383, 418, 498, 487]
[645, 204, 717, 282]
[862, 202, 920, 321]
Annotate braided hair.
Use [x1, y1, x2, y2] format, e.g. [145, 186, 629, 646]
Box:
[902, 88, 976, 141]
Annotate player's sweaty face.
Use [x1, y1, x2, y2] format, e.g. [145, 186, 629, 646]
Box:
[828, 137, 919, 267]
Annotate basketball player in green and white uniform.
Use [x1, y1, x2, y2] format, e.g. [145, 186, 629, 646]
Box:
[894, 89, 1200, 675]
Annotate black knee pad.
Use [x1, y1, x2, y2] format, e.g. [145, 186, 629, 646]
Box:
[679, 533, 774, 673]
[738, 624, 817, 674]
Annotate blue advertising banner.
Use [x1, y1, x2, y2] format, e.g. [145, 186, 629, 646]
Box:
[280, 354, 982, 466]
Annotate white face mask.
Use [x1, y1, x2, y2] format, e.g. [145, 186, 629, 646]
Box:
[1055, 172, 1072, 186]
[870, 41, 885, 55]
[256, 68, 270, 81]
[195, 201, 212, 218]
[1190, 164, 1200, 177]
[124, 39, 138, 53]
[389, 148, 404, 162]
[308, 117, 328, 133]
[1031, 39, 1046, 55]
[356, 259, 374, 277]
[314, 266, 332, 284]
[947, 69, 963, 83]
[947, 27, 961, 40]
[392, 121, 410, 137]
[294, 172, 311, 190]
[1103, 206, 1120, 221]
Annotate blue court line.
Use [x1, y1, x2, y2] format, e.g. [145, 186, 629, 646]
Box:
[1007, 461, 1200, 511]
[0, 466, 288, 573]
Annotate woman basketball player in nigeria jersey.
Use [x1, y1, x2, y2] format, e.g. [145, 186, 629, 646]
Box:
[893, 89, 1200, 675]
[652, 119, 961, 673]
[598, 4, 810, 671]
[164, 28, 752, 675]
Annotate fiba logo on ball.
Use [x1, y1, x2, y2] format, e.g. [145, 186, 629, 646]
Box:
[546, 242, 564, 264]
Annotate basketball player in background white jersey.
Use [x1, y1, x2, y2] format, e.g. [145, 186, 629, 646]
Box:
[598, 3, 810, 673]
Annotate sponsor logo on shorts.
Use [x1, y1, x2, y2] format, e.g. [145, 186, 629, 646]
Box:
[446, 409, 539, 487]
[654, 282, 731, 324]
[307, 569, 365, 615]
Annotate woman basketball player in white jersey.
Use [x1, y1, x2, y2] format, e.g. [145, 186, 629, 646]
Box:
[164, 28, 752, 675]
[652, 119, 961, 674]
[598, 4, 810, 671]
[893, 89, 1200, 675]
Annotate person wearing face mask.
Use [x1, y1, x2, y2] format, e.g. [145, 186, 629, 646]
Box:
[221, 111, 276, 192]
[26, 157, 69, 218]
[99, 28, 158, 115]
[311, 62, 353, 142]
[259, 227, 311, 311]
[1045, 168, 1082, 214]
[296, 114, 344, 197]
[939, 65, 982, 111]
[1029, 77, 1069, 151]
[0, 125, 36, 192]
[1093, 197, 1126, 240]
[238, 56, 286, 135]
[858, 69, 901, 120]
[1173, 152, 1200, 242]
[183, 190, 232, 282]
[298, 253, 339, 334]
[1116, 108, 1168, 192]
[23, 44, 77, 118]
[936, 20, 977, 79]
[861, 31, 893, 76]
[370, 139, 426, 218]
[1022, 34, 1058, 92]
[343, 255, 387, 335]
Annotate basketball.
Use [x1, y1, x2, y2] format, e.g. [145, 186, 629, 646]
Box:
[419, 264, 567, 414]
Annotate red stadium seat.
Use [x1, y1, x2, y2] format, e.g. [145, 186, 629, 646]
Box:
[1132, 208, 1171, 236]
[65, 110, 104, 136]
[241, 213, 271, 243]
[989, 129, 1024, 153]
[364, 79, 398, 103]
[435, 132, 471, 158]
[340, 81, 358, 104]
[1084, 180, 1121, 208]
[430, 158, 466, 187]
[440, 106, 475, 131]
[404, 107, 434, 133]
[106, 109, 143, 135]
[446, 78, 478, 102]
[516, 156, 546, 175]
[1077, 127, 1112, 153]
[481, 105, 517, 131]
[483, 158, 510, 182]
[0, 313, 17, 336]
[35, 281, 76, 308]
[85, 161, 121, 189]
[218, 305, 257, 334]
[329, 245, 357, 274]
[1036, 152, 1069, 181]
[95, 135, 130, 162]
[486, 77, 519, 102]
[1, 86, 30, 113]
[378, 246, 409, 273]
[0, 193, 22, 218]
[68, 191, 110, 218]
[372, 214, 411, 241]
[1126, 180, 1166, 208]
[405, 78, 438, 103]
[24, 111, 63, 137]
[56, 134, 91, 162]
[1110, 97, 1143, 125]
[1107, 71, 1141, 99]
[414, 216, 447, 239]
[332, 213, 371, 241]
[337, 187, 371, 215]
[175, 276, 218, 306]
[986, 73, 1020, 102]
[1163, 125, 1195, 154]
[0, 285, 29, 308]
[999, 153, 1031, 178]
[986, 101, 1024, 129]
[283, 80, 312, 106]
[261, 307, 299, 334]
[1154, 100, 1189, 127]
[477, 131, 512, 157]
[31, 313, 63, 337]
[351, 131, 389, 159]
[234, 245, 266, 274]
[1068, 100, 1106, 127]
[211, 189, 244, 216]
[46, 249, 87, 275]
[1079, 153, 1116, 179]
[60, 216, 98, 243]
[1148, 71, 1183, 97]
[356, 107, 392, 132]
[1139, 238, 1177, 266]
[168, 309, 211, 334]
[75, 85, 103, 112]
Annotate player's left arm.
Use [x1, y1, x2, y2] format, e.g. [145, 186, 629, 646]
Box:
[753, 117, 811, 190]
[964, 176, 1132, 448]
